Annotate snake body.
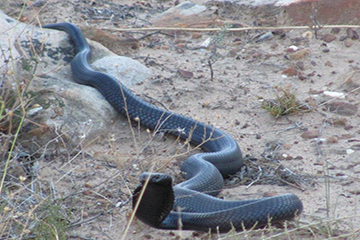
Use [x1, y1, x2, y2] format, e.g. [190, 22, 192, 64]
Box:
[43, 23, 303, 232]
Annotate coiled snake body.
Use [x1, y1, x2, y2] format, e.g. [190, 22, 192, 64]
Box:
[44, 23, 303, 232]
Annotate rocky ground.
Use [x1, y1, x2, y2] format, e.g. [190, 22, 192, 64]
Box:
[1, 0, 360, 239]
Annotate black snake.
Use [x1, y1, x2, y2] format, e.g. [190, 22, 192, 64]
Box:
[43, 23, 303, 232]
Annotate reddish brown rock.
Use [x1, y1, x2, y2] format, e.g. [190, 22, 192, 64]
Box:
[288, 49, 311, 61]
[301, 130, 320, 139]
[322, 34, 336, 43]
[282, 67, 298, 77]
[192, 32, 202, 39]
[326, 136, 339, 144]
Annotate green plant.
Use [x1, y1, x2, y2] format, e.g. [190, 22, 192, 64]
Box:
[32, 202, 69, 240]
[261, 88, 303, 118]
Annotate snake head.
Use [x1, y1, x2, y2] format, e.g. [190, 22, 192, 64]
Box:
[132, 172, 174, 228]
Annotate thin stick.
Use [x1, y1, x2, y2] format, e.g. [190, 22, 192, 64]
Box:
[208, 60, 214, 81]
[101, 24, 360, 33]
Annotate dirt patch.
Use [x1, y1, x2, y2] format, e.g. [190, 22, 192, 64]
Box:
[2, 0, 360, 239]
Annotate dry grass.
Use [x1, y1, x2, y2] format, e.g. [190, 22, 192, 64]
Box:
[260, 88, 310, 118]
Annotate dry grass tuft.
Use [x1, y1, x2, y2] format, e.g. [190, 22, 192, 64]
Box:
[261, 88, 310, 118]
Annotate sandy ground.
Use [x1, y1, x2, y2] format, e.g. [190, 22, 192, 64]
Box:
[2, 0, 360, 239]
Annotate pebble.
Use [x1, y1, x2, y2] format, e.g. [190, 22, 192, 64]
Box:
[324, 61, 333, 67]
[323, 91, 345, 98]
[288, 48, 311, 60]
[296, 61, 305, 70]
[301, 130, 319, 139]
[326, 136, 339, 144]
[344, 38, 353, 48]
[192, 32, 202, 39]
[327, 117, 348, 126]
[344, 125, 354, 130]
[322, 34, 336, 43]
[339, 36, 347, 41]
[282, 67, 298, 77]
[256, 31, 273, 42]
[346, 28, 359, 39]
[286, 45, 299, 52]
[177, 69, 194, 79]
[330, 28, 341, 34]
[346, 149, 355, 155]
[352, 30, 359, 39]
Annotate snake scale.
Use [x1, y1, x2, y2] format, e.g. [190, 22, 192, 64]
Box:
[43, 23, 303, 232]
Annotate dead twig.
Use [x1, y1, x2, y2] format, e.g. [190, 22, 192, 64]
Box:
[101, 24, 360, 33]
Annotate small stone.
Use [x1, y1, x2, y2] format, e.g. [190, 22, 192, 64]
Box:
[326, 136, 338, 144]
[286, 45, 298, 52]
[323, 91, 345, 98]
[288, 48, 311, 60]
[296, 61, 305, 70]
[302, 31, 312, 39]
[327, 117, 348, 127]
[143, 234, 154, 239]
[282, 153, 293, 160]
[270, 43, 278, 49]
[177, 69, 194, 79]
[322, 34, 336, 43]
[346, 28, 359, 39]
[301, 130, 319, 139]
[345, 38, 353, 48]
[192, 32, 202, 39]
[256, 31, 273, 42]
[339, 36, 347, 41]
[263, 192, 276, 197]
[282, 67, 298, 77]
[346, 28, 354, 38]
[331, 28, 341, 34]
[298, 73, 307, 80]
[344, 125, 354, 130]
[309, 89, 323, 94]
[341, 134, 353, 139]
[352, 30, 359, 39]
[347, 149, 355, 155]
[325, 61, 333, 67]
[322, 48, 330, 53]
[228, 49, 238, 58]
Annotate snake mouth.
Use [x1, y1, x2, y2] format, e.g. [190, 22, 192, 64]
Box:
[132, 173, 175, 228]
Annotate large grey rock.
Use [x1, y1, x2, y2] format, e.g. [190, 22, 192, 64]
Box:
[0, 10, 152, 156]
